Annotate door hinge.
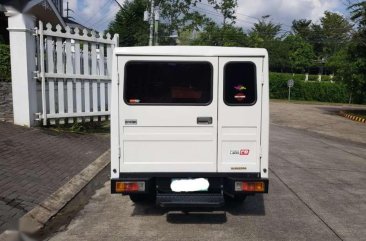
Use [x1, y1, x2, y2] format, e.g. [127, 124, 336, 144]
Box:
[33, 70, 40, 80]
[35, 112, 42, 121]
[118, 147, 121, 159]
[117, 73, 120, 85]
[259, 148, 263, 159]
[33, 27, 38, 36]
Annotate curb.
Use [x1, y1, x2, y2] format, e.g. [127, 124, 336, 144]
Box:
[339, 111, 366, 124]
[0, 149, 110, 241]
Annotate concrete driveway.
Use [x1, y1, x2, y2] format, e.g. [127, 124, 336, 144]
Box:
[270, 101, 366, 144]
[48, 124, 366, 241]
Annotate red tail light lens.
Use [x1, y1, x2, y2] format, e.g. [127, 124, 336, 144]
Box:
[115, 181, 145, 192]
[235, 181, 265, 192]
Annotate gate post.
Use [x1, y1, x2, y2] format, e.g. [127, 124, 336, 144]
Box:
[7, 13, 37, 127]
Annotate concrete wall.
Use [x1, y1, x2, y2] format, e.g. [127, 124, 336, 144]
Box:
[0, 81, 13, 122]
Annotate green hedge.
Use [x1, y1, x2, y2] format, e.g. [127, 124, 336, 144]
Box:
[270, 72, 333, 82]
[0, 44, 11, 81]
[270, 74, 348, 103]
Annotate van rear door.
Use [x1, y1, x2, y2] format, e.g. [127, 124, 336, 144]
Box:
[217, 58, 263, 173]
[118, 56, 218, 173]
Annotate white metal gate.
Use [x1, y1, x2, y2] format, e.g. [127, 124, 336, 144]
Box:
[36, 21, 119, 125]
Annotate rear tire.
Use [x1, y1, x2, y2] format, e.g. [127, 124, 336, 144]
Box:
[129, 193, 155, 203]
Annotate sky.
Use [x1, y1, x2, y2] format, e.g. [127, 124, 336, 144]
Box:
[64, 0, 349, 33]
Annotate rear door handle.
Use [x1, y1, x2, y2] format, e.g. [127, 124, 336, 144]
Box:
[197, 117, 212, 125]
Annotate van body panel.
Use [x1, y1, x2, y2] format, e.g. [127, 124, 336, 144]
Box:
[114, 46, 268, 57]
[118, 56, 218, 173]
[217, 57, 263, 173]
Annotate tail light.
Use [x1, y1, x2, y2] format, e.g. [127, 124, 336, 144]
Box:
[235, 181, 265, 192]
[115, 181, 145, 192]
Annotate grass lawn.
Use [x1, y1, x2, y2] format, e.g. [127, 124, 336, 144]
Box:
[45, 120, 110, 134]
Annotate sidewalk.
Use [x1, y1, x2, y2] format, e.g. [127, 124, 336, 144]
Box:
[0, 122, 109, 233]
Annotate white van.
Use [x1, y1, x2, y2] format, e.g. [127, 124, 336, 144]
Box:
[110, 46, 269, 208]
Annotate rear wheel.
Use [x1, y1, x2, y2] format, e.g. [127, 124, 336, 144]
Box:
[129, 193, 155, 203]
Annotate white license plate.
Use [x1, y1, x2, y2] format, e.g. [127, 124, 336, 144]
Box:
[170, 178, 209, 192]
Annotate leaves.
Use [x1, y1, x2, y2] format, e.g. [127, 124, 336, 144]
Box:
[192, 22, 247, 46]
[285, 35, 315, 73]
[106, 0, 150, 46]
[0, 44, 11, 81]
[207, 0, 238, 25]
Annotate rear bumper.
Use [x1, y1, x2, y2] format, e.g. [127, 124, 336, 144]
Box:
[157, 193, 225, 208]
[111, 172, 269, 195]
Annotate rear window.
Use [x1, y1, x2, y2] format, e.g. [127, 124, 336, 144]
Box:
[124, 61, 213, 105]
[224, 62, 257, 105]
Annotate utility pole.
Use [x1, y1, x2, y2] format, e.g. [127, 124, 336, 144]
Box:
[154, 7, 160, 45]
[144, 0, 160, 46]
[148, 0, 155, 46]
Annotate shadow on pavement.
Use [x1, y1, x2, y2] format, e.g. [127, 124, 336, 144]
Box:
[130, 194, 265, 224]
[316, 106, 343, 116]
[225, 194, 265, 216]
[167, 212, 227, 224]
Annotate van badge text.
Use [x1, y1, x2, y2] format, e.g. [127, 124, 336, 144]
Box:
[125, 119, 137, 125]
[230, 149, 250, 155]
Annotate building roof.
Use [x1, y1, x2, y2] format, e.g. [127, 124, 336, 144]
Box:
[114, 46, 268, 57]
[64, 18, 90, 30]
[2, 0, 66, 27]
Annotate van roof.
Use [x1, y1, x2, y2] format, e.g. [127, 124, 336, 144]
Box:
[114, 46, 268, 57]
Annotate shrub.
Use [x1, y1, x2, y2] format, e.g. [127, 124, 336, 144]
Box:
[0, 44, 11, 81]
[269, 73, 348, 103]
[269, 72, 334, 82]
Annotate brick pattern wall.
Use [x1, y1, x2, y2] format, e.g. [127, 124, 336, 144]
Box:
[0, 82, 13, 122]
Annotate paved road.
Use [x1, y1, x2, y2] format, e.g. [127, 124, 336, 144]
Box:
[49, 124, 366, 241]
[270, 101, 366, 144]
[0, 122, 109, 233]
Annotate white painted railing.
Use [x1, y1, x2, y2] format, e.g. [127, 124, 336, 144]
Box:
[36, 21, 118, 125]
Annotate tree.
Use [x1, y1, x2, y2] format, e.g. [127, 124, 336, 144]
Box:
[292, 19, 312, 41]
[208, 0, 238, 26]
[349, 1, 366, 27]
[324, 2, 366, 103]
[106, 0, 149, 46]
[265, 39, 291, 72]
[346, 1, 366, 103]
[107, 0, 210, 46]
[192, 21, 247, 46]
[158, 0, 210, 39]
[248, 16, 283, 70]
[285, 35, 315, 73]
[320, 11, 352, 58]
[249, 16, 281, 43]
